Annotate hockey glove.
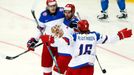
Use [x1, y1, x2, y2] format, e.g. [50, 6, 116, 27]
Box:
[69, 21, 77, 28]
[40, 34, 54, 46]
[37, 25, 45, 31]
[27, 38, 38, 51]
[117, 28, 132, 40]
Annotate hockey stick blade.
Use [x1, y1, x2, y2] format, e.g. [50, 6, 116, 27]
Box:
[6, 50, 29, 60]
[5, 43, 42, 60]
[95, 55, 107, 74]
[102, 69, 106, 73]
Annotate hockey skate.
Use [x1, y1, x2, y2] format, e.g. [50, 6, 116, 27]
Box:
[97, 11, 108, 21]
[117, 10, 128, 19]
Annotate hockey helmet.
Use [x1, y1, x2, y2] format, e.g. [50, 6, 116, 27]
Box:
[77, 20, 89, 32]
[64, 4, 75, 14]
[46, 0, 57, 6]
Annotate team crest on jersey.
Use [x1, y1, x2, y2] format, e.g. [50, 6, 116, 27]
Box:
[43, 12, 47, 16]
[59, 8, 64, 12]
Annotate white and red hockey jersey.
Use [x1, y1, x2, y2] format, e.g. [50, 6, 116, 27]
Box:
[68, 31, 120, 69]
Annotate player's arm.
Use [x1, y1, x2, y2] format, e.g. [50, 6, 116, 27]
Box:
[69, 16, 79, 28]
[33, 11, 48, 41]
[97, 28, 132, 44]
[38, 11, 48, 31]
[27, 11, 47, 50]
[69, 16, 80, 33]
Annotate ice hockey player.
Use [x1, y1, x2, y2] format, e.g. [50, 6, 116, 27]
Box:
[27, 0, 65, 75]
[41, 25, 73, 75]
[97, 0, 128, 20]
[65, 20, 132, 75]
[52, 4, 79, 75]
[41, 4, 79, 75]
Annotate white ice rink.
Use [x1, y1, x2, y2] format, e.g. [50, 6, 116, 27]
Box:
[0, 0, 134, 75]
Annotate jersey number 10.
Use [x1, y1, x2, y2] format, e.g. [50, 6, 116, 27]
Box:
[79, 44, 92, 55]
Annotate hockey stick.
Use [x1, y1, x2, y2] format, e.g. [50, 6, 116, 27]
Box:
[76, 12, 81, 20]
[0, 43, 42, 60]
[95, 55, 106, 74]
[31, 10, 61, 73]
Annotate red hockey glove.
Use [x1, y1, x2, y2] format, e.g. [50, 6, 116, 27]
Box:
[117, 28, 132, 40]
[40, 34, 54, 46]
[27, 38, 38, 51]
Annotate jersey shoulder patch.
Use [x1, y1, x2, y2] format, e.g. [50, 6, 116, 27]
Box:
[42, 11, 48, 16]
[59, 7, 64, 12]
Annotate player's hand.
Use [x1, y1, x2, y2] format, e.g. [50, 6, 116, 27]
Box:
[27, 38, 38, 51]
[40, 34, 54, 46]
[118, 28, 132, 40]
[37, 26, 45, 31]
[69, 21, 77, 28]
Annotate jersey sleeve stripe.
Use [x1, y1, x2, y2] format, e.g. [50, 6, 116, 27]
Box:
[95, 32, 100, 41]
[72, 33, 77, 41]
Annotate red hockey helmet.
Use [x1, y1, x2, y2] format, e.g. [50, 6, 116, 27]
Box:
[77, 20, 89, 32]
[64, 4, 75, 14]
[46, 0, 57, 6]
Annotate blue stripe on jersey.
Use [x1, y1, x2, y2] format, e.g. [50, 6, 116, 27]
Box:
[89, 31, 100, 41]
[72, 33, 77, 41]
[39, 7, 64, 23]
[102, 35, 108, 44]
[58, 53, 71, 56]
[70, 63, 94, 69]
[63, 37, 70, 45]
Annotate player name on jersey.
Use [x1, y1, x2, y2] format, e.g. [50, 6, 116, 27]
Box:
[78, 35, 95, 41]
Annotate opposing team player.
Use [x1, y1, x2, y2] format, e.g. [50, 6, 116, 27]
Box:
[97, 0, 128, 20]
[27, 0, 65, 75]
[41, 4, 79, 75]
[65, 20, 132, 75]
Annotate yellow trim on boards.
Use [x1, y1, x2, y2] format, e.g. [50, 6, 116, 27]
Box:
[126, 0, 134, 3]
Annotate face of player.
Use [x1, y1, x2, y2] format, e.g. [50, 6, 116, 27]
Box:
[47, 5, 57, 14]
[64, 10, 73, 19]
